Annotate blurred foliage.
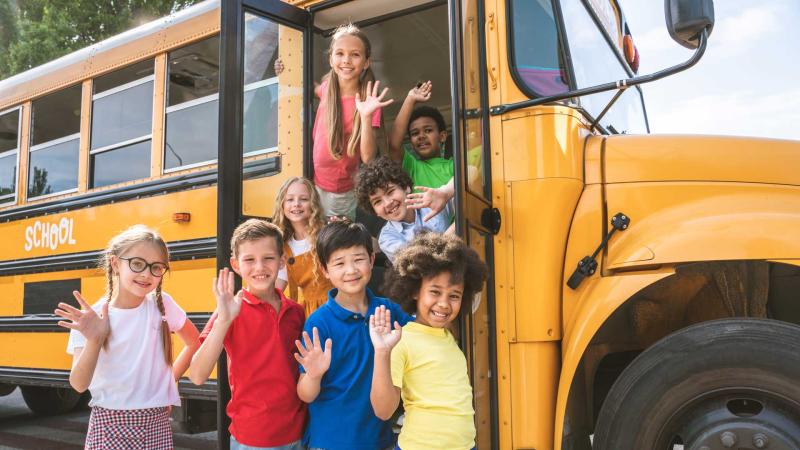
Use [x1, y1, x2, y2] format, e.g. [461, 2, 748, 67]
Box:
[0, 0, 203, 79]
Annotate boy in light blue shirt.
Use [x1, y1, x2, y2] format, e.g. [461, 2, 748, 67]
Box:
[356, 157, 455, 263]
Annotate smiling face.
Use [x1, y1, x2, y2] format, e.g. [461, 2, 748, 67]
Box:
[414, 272, 464, 328]
[282, 180, 312, 226]
[329, 34, 369, 84]
[409, 116, 447, 160]
[321, 245, 374, 299]
[368, 182, 413, 223]
[112, 242, 167, 300]
[231, 236, 284, 298]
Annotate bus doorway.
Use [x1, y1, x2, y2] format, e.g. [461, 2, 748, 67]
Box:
[310, 1, 498, 448]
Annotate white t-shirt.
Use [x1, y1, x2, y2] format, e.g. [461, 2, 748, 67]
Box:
[278, 236, 312, 281]
[66, 291, 187, 409]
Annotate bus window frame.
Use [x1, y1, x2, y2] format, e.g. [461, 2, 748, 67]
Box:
[27, 132, 81, 200]
[0, 105, 22, 207]
[90, 74, 155, 154]
[505, 0, 577, 99]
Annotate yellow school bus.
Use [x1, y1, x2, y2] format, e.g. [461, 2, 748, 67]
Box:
[2, 0, 800, 448]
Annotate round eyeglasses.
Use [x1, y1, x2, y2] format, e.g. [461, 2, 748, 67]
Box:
[119, 256, 169, 277]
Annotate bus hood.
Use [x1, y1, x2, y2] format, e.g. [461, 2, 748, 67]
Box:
[602, 135, 800, 186]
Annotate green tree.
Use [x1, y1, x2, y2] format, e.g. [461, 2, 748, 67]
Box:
[0, 0, 203, 79]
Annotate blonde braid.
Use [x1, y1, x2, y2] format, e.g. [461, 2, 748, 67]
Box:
[155, 281, 173, 365]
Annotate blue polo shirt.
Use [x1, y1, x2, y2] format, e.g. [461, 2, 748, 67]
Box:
[301, 288, 413, 450]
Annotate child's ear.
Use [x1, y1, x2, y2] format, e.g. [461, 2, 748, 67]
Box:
[439, 130, 448, 143]
[109, 255, 119, 275]
[280, 254, 287, 271]
[320, 264, 330, 280]
[229, 256, 241, 275]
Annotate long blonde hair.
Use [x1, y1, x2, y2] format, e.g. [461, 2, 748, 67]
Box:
[99, 225, 172, 365]
[272, 177, 324, 255]
[324, 23, 376, 160]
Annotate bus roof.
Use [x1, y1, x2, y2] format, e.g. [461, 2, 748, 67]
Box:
[0, 0, 220, 111]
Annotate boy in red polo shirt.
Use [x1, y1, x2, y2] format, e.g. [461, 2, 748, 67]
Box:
[190, 219, 306, 450]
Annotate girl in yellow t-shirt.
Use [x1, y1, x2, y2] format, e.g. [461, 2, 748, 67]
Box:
[369, 232, 488, 450]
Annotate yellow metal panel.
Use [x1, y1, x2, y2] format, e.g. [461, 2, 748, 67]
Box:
[2, 187, 216, 260]
[561, 185, 604, 329]
[17, 103, 31, 205]
[604, 134, 800, 186]
[161, 258, 217, 313]
[0, 259, 214, 317]
[510, 178, 582, 342]
[0, 333, 73, 369]
[553, 270, 674, 449]
[151, 53, 167, 177]
[509, 341, 559, 450]
[78, 80, 92, 193]
[501, 110, 586, 182]
[584, 136, 604, 185]
[605, 182, 800, 268]
[277, 25, 305, 177]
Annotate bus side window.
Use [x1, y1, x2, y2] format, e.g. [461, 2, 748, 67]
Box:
[508, 0, 570, 97]
[29, 85, 82, 199]
[165, 36, 221, 172]
[90, 59, 155, 188]
[0, 108, 20, 205]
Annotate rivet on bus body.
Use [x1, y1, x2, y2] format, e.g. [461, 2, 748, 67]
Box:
[547, 329, 553, 336]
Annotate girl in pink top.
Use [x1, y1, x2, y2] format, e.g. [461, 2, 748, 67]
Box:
[313, 23, 393, 220]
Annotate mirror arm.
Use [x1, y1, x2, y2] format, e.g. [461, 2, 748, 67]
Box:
[489, 29, 709, 116]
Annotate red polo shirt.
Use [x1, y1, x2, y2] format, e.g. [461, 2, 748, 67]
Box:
[199, 289, 306, 446]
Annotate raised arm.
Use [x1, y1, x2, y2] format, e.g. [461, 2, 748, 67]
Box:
[356, 80, 394, 163]
[369, 306, 402, 420]
[388, 81, 432, 162]
[189, 269, 241, 385]
[295, 327, 332, 403]
[55, 291, 110, 392]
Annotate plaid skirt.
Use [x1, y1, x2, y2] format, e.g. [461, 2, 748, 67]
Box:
[85, 406, 172, 450]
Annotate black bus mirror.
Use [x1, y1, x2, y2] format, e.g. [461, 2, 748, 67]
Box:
[665, 0, 714, 49]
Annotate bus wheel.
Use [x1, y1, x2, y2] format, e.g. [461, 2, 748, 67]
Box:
[20, 386, 82, 415]
[593, 318, 800, 450]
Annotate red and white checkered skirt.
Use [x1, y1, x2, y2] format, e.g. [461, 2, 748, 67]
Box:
[85, 406, 173, 450]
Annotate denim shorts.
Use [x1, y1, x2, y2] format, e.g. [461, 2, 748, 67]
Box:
[230, 436, 304, 450]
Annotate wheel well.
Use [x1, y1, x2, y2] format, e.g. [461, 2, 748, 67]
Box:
[562, 261, 800, 445]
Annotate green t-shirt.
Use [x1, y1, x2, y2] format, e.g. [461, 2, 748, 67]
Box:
[401, 145, 454, 189]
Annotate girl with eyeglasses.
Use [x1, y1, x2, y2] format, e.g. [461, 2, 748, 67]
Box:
[54, 225, 200, 449]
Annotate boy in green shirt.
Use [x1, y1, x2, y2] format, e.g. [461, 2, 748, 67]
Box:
[388, 81, 454, 189]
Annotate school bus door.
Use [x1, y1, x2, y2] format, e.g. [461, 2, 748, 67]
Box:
[450, 0, 499, 448]
[218, 0, 311, 448]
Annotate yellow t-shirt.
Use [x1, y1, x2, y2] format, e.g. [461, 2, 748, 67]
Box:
[391, 322, 475, 450]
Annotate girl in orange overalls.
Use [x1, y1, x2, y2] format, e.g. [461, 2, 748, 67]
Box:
[273, 177, 333, 316]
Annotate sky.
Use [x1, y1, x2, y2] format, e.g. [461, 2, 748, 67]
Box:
[617, 0, 800, 141]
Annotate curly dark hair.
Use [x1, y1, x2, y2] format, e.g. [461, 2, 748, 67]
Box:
[408, 105, 446, 133]
[383, 232, 488, 315]
[356, 157, 413, 215]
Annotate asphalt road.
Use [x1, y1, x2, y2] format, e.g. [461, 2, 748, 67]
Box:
[0, 388, 218, 449]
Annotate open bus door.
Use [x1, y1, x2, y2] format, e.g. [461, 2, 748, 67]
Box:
[217, 0, 311, 448]
[450, 0, 499, 448]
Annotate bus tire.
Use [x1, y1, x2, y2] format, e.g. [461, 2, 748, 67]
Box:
[593, 318, 800, 450]
[20, 386, 82, 415]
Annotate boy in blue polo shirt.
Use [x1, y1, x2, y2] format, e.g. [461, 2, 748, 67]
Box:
[295, 221, 413, 450]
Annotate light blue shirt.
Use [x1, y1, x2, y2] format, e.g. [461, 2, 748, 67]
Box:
[378, 201, 454, 263]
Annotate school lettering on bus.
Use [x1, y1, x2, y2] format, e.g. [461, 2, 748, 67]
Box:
[24, 218, 77, 252]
